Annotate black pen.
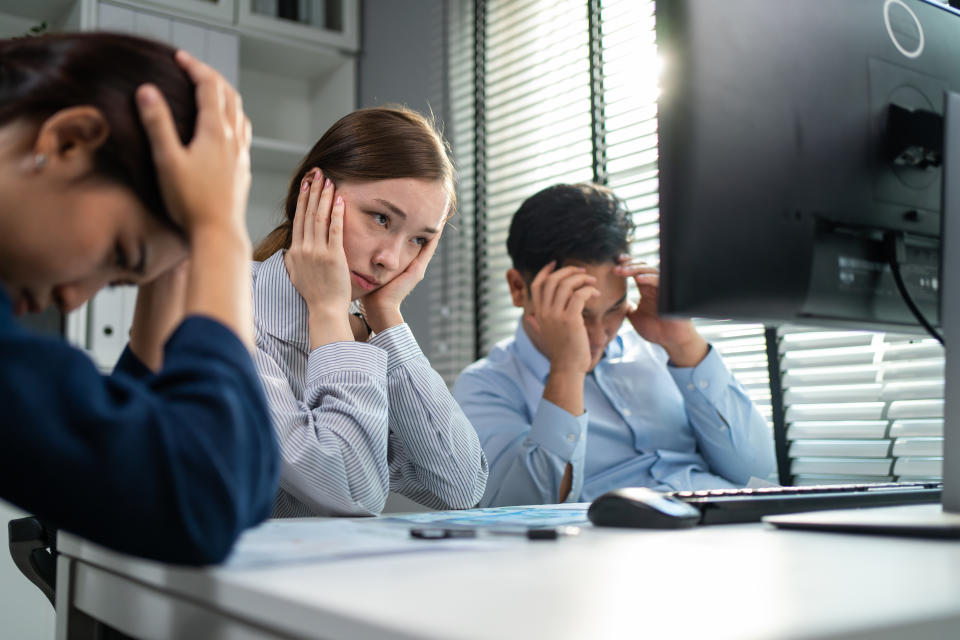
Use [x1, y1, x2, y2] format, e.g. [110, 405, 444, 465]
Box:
[410, 526, 580, 541]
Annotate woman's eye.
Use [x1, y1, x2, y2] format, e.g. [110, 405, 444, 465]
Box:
[372, 213, 388, 226]
[413, 237, 428, 247]
[114, 243, 129, 269]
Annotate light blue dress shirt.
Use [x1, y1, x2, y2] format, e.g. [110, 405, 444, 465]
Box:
[454, 320, 776, 507]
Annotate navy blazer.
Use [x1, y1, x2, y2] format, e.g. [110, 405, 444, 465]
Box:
[0, 288, 278, 565]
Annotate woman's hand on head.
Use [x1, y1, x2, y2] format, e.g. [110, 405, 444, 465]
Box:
[361, 222, 445, 333]
[135, 50, 251, 240]
[135, 51, 255, 349]
[284, 169, 354, 348]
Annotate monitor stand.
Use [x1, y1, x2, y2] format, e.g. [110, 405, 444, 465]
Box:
[766, 90, 960, 537]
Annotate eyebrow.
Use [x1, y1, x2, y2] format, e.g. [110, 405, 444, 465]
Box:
[373, 198, 439, 234]
[586, 295, 628, 315]
[608, 294, 627, 311]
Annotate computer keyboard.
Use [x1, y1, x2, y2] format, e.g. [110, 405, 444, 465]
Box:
[669, 482, 943, 525]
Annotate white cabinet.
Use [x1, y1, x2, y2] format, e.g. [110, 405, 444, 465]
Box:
[97, 2, 240, 86]
[120, 0, 235, 24]
[0, 0, 357, 369]
[237, 0, 357, 52]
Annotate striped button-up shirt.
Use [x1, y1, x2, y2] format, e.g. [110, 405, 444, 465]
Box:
[252, 250, 488, 517]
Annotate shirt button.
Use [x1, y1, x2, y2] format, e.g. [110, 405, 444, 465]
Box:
[687, 383, 695, 391]
[567, 433, 577, 443]
[622, 408, 632, 417]
[699, 380, 709, 389]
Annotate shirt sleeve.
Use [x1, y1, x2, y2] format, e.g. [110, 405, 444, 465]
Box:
[112, 345, 154, 381]
[0, 315, 279, 566]
[370, 324, 488, 510]
[668, 346, 777, 484]
[454, 366, 588, 507]
[254, 340, 392, 516]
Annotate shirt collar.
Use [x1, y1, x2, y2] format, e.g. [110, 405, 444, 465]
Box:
[253, 250, 310, 349]
[511, 318, 626, 383]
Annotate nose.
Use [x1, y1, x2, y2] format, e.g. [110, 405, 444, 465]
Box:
[55, 276, 110, 313]
[373, 237, 404, 272]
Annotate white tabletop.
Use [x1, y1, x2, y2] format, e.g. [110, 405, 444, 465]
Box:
[56, 515, 960, 640]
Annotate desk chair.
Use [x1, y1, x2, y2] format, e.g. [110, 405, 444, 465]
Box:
[8, 516, 56, 607]
[8, 516, 132, 640]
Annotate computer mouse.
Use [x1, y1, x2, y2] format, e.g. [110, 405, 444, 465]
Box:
[588, 487, 702, 529]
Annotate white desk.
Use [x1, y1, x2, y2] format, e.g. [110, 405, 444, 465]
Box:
[54, 517, 960, 640]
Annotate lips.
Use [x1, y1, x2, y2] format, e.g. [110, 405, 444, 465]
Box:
[351, 272, 380, 292]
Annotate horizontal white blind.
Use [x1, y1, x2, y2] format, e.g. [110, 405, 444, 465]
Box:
[478, 0, 594, 353]
[600, 0, 659, 265]
[431, 0, 477, 386]
[779, 326, 945, 484]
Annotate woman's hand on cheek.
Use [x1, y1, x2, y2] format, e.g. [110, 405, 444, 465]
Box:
[362, 222, 445, 333]
[284, 169, 354, 348]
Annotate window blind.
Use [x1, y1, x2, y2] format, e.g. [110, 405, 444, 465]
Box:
[430, 0, 477, 385]
[779, 326, 944, 484]
[478, 0, 594, 354]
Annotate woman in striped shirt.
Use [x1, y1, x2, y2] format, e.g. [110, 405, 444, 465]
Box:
[251, 106, 488, 517]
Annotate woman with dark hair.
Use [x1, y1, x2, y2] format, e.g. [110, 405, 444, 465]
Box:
[0, 32, 278, 564]
[252, 106, 487, 516]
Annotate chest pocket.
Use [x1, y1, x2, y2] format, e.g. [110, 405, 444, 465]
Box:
[597, 359, 698, 455]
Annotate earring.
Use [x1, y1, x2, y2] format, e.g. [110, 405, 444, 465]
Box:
[34, 153, 47, 170]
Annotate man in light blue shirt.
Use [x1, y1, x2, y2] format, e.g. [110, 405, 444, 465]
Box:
[454, 183, 776, 507]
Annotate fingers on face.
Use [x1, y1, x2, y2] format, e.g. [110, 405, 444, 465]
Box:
[568, 285, 601, 313]
[634, 273, 660, 290]
[328, 194, 344, 247]
[529, 261, 556, 308]
[551, 272, 597, 310]
[615, 263, 658, 277]
[309, 172, 335, 244]
[135, 84, 180, 168]
[302, 169, 324, 247]
[540, 267, 591, 310]
[415, 227, 444, 268]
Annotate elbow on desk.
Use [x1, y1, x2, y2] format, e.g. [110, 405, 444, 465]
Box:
[170, 489, 266, 566]
[166, 455, 278, 566]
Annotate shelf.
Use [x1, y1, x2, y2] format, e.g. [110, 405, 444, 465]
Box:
[251, 136, 309, 173]
[236, 0, 357, 54]
[238, 26, 350, 80]
[0, 0, 80, 34]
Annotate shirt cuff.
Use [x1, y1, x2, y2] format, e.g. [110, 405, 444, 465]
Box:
[306, 341, 387, 387]
[368, 323, 422, 373]
[668, 345, 733, 406]
[529, 398, 589, 461]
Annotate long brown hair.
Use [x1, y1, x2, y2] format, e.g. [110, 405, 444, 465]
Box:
[0, 32, 196, 229]
[253, 105, 456, 261]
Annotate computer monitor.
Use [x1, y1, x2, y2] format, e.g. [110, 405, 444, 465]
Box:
[655, 0, 959, 522]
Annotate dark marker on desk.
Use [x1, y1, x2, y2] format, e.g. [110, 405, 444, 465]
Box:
[409, 526, 580, 541]
[410, 527, 477, 540]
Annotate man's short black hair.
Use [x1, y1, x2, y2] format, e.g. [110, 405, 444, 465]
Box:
[506, 183, 635, 277]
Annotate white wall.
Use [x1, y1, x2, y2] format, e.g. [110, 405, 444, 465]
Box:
[358, 0, 447, 360]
